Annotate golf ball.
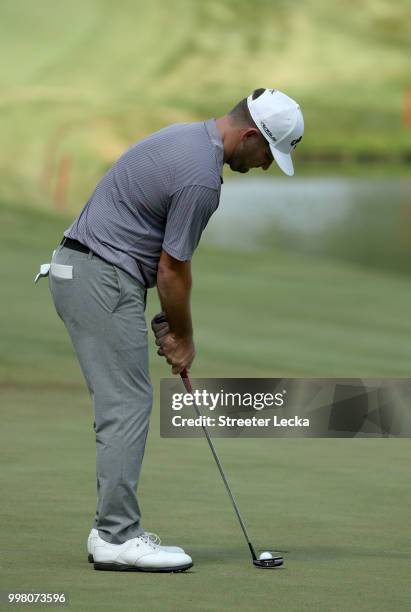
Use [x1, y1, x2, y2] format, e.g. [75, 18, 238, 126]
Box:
[259, 551, 273, 560]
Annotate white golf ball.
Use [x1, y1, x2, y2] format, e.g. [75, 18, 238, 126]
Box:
[259, 551, 273, 560]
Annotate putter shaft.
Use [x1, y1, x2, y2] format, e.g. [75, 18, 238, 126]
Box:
[180, 369, 257, 561]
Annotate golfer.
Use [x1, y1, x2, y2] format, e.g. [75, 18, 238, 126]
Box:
[46, 87, 304, 572]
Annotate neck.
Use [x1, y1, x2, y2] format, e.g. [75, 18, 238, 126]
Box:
[215, 115, 237, 162]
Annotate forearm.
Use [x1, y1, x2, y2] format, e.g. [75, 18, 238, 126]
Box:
[156, 253, 192, 339]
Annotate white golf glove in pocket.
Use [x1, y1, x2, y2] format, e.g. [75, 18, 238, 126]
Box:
[34, 250, 73, 283]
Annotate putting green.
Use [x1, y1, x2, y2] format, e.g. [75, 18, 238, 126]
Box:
[1, 203, 410, 611]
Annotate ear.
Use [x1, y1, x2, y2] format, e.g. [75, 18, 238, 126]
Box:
[241, 127, 260, 141]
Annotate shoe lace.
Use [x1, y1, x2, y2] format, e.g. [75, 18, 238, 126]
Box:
[135, 533, 160, 550]
[145, 532, 161, 546]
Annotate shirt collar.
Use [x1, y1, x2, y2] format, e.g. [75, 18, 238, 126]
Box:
[204, 118, 224, 184]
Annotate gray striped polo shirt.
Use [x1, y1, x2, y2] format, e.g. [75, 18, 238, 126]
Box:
[64, 119, 224, 288]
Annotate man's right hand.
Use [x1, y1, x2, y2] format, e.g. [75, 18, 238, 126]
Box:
[157, 333, 195, 375]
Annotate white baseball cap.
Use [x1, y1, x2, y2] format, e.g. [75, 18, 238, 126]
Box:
[247, 89, 304, 176]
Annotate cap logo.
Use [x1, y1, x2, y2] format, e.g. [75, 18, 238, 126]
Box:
[261, 121, 277, 142]
[290, 136, 302, 149]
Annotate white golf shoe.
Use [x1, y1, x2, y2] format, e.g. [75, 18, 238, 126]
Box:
[87, 528, 185, 563]
[92, 532, 193, 572]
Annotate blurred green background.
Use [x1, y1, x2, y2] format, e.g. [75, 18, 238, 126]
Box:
[1, 0, 411, 209]
[1, 1, 411, 610]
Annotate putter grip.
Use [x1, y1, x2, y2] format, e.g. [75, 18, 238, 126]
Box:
[180, 368, 192, 392]
[153, 312, 167, 325]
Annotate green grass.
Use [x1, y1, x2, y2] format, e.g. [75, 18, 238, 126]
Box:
[0, 0, 410, 211]
[1, 203, 411, 611]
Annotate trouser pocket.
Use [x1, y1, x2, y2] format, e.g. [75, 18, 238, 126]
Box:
[49, 251, 123, 323]
[48, 268, 75, 321]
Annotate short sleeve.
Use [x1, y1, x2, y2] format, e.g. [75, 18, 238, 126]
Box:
[162, 185, 219, 261]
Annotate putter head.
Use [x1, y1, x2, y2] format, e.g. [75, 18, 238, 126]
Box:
[253, 555, 284, 569]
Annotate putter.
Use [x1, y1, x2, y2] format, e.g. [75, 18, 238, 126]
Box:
[179, 368, 284, 569]
[152, 312, 283, 568]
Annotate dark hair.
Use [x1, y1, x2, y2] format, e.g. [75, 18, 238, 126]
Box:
[228, 88, 265, 126]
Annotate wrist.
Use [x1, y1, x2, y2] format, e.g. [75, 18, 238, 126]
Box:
[172, 331, 193, 343]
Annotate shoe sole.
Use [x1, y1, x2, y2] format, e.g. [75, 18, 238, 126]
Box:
[88, 552, 185, 563]
[93, 561, 193, 573]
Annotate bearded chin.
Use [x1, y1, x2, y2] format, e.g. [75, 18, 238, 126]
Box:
[229, 152, 248, 173]
[230, 163, 249, 174]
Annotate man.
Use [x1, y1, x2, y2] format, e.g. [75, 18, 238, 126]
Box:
[44, 87, 304, 572]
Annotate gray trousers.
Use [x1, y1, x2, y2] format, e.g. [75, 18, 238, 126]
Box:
[48, 245, 152, 544]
